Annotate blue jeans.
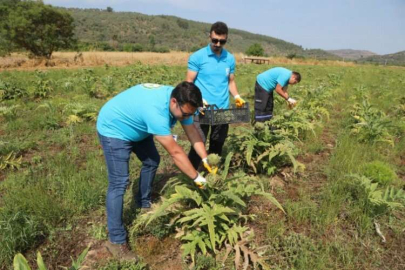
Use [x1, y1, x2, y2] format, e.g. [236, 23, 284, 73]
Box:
[98, 133, 160, 244]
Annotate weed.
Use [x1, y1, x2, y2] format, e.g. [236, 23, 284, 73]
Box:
[360, 161, 397, 186]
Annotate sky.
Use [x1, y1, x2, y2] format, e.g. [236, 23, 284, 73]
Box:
[43, 0, 405, 55]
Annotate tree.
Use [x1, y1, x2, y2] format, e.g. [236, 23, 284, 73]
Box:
[0, 1, 76, 58]
[106, 6, 113, 12]
[245, 43, 264, 57]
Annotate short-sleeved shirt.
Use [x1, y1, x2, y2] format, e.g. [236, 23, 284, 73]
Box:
[256, 67, 292, 92]
[96, 84, 193, 142]
[188, 44, 235, 109]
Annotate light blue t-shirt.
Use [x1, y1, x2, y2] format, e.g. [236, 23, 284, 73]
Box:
[188, 44, 235, 109]
[257, 67, 292, 92]
[96, 84, 193, 142]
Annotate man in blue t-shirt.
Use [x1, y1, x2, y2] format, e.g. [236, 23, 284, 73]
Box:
[186, 21, 246, 169]
[254, 67, 301, 122]
[96, 82, 214, 259]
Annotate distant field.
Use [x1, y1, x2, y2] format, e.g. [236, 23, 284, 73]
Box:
[0, 51, 358, 71]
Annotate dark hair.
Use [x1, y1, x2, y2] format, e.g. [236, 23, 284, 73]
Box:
[292, 71, 301, 83]
[210, 21, 228, 36]
[171, 81, 203, 108]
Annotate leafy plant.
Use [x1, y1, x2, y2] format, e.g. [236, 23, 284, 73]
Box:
[131, 153, 284, 268]
[350, 99, 394, 146]
[0, 104, 20, 121]
[63, 103, 98, 125]
[228, 125, 304, 175]
[32, 71, 53, 99]
[0, 151, 22, 171]
[0, 79, 27, 100]
[13, 245, 90, 270]
[360, 161, 397, 186]
[347, 174, 404, 217]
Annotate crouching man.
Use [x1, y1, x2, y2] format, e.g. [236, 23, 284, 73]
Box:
[96, 82, 213, 260]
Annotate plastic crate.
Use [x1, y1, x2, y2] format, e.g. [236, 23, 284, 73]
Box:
[194, 102, 250, 125]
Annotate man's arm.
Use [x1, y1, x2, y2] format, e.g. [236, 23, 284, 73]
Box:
[228, 74, 240, 97]
[155, 135, 198, 179]
[275, 84, 289, 100]
[182, 123, 207, 160]
[186, 70, 198, 83]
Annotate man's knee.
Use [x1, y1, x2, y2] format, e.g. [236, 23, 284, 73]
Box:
[143, 154, 160, 168]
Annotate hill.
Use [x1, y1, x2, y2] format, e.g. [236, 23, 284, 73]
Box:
[327, 49, 378, 60]
[62, 8, 339, 60]
[356, 50, 405, 66]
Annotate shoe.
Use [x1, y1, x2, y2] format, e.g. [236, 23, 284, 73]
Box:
[104, 241, 138, 261]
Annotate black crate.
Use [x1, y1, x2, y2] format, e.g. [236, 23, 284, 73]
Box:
[194, 102, 250, 125]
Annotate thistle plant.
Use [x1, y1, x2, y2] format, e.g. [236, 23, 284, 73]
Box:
[131, 152, 284, 268]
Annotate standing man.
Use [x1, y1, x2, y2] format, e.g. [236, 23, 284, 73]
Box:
[254, 67, 301, 122]
[97, 82, 213, 260]
[186, 21, 246, 170]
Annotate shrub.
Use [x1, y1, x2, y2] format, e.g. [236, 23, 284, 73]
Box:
[361, 161, 397, 185]
[245, 43, 264, 57]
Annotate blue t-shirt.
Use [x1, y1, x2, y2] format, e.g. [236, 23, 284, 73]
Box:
[188, 44, 235, 109]
[257, 67, 292, 92]
[97, 84, 193, 142]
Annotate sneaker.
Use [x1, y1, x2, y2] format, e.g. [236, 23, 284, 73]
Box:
[104, 241, 138, 261]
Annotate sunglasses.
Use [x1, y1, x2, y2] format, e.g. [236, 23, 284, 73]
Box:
[211, 38, 227, 45]
[177, 102, 194, 117]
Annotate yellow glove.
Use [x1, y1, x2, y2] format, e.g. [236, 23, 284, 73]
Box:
[193, 173, 207, 189]
[234, 95, 246, 108]
[202, 157, 218, 175]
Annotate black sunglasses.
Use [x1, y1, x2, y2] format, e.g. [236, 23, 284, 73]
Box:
[211, 38, 227, 45]
[177, 102, 194, 117]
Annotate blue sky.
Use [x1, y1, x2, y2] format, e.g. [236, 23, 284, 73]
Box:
[44, 0, 405, 55]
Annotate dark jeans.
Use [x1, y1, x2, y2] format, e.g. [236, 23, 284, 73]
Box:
[98, 133, 160, 244]
[188, 122, 229, 169]
[254, 81, 274, 122]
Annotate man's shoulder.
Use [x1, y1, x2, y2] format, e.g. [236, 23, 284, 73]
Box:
[190, 46, 209, 57]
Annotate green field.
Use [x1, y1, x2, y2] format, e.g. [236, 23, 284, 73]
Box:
[1, 63, 404, 269]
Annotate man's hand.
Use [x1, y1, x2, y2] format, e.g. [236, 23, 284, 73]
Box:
[234, 95, 246, 108]
[202, 157, 218, 175]
[199, 99, 209, 115]
[194, 173, 207, 189]
[287, 97, 297, 108]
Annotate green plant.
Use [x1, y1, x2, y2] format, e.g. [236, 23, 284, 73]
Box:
[13, 245, 90, 270]
[228, 125, 304, 175]
[131, 153, 284, 268]
[89, 223, 108, 240]
[361, 161, 397, 186]
[207, 153, 221, 166]
[0, 104, 20, 121]
[350, 99, 394, 146]
[97, 260, 147, 270]
[81, 69, 99, 98]
[63, 103, 98, 125]
[0, 79, 26, 100]
[347, 174, 404, 217]
[33, 71, 53, 99]
[0, 151, 22, 171]
[245, 43, 264, 57]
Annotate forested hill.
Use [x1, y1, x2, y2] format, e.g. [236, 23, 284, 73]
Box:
[356, 51, 405, 66]
[62, 7, 339, 59]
